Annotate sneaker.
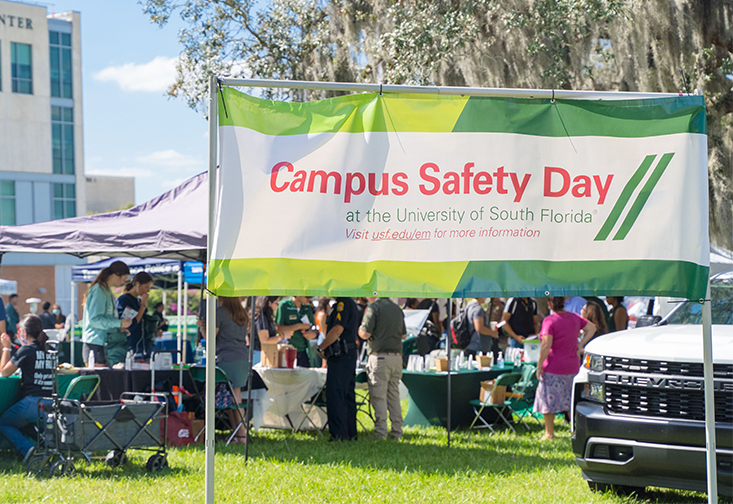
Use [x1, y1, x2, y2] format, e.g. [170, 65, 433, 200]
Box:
[22, 446, 35, 465]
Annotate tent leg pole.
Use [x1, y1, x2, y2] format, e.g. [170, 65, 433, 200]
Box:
[702, 283, 718, 504]
[447, 298, 452, 447]
[70, 280, 75, 366]
[177, 270, 183, 363]
[183, 281, 189, 365]
[204, 73, 219, 504]
[245, 296, 256, 462]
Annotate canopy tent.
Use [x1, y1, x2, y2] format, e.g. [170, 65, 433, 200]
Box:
[0, 278, 17, 295]
[0, 171, 208, 261]
[71, 257, 183, 283]
[204, 78, 718, 504]
[0, 173, 208, 369]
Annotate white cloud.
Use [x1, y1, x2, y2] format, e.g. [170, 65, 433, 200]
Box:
[136, 149, 201, 168]
[86, 167, 155, 178]
[92, 56, 177, 92]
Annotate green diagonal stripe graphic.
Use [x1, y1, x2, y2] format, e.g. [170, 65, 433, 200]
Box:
[594, 154, 657, 241]
[613, 152, 675, 240]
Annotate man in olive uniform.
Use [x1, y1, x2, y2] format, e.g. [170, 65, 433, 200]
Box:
[317, 297, 358, 441]
[359, 297, 406, 440]
[276, 296, 317, 367]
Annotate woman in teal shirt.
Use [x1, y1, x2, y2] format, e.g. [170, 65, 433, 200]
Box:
[82, 261, 132, 367]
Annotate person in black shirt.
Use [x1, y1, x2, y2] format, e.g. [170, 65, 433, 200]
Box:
[39, 301, 56, 330]
[0, 314, 54, 460]
[317, 297, 358, 441]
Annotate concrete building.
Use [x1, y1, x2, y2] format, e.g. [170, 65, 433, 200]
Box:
[0, 1, 86, 319]
[86, 175, 135, 214]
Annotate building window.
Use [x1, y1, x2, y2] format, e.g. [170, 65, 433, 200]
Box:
[49, 31, 72, 98]
[0, 181, 16, 225]
[11, 42, 32, 94]
[53, 183, 76, 220]
[52, 106, 74, 174]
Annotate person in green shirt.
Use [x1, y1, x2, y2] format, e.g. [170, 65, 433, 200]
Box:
[275, 296, 317, 367]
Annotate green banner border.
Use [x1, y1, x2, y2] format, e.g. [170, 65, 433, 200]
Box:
[218, 87, 706, 137]
[209, 258, 709, 300]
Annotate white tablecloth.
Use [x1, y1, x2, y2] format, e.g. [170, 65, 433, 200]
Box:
[253, 364, 328, 430]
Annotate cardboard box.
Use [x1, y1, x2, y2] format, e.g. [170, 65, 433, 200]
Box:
[479, 380, 506, 404]
[435, 357, 449, 372]
[261, 343, 280, 368]
[476, 355, 493, 368]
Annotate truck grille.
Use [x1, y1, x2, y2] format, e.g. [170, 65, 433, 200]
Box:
[604, 357, 733, 379]
[605, 384, 733, 423]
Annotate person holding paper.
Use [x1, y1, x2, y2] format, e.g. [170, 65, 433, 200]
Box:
[117, 272, 154, 359]
[502, 297, 540, 348]
[275, 296, 318, 367]
[82, 261, 132, 367]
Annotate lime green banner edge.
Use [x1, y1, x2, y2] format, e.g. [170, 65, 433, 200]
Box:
[217, 86, 706, 137]
[208, 258, 708, 300]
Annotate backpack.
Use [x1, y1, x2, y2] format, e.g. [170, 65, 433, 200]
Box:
[450, 308, 472, 349]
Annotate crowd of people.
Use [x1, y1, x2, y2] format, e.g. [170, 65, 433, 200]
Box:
[0, 268, 633, 455]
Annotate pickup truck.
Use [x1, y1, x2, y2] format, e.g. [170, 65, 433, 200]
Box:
[572, 270, 733, 496]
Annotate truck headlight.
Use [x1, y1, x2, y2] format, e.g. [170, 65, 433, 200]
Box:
[582, 382, 605, 402]
[584, 353, 604, 372]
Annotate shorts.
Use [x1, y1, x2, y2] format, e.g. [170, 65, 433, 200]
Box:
[82, 343, 107, 366]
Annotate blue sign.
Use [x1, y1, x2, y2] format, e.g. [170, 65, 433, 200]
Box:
[184, 261, 205, 284]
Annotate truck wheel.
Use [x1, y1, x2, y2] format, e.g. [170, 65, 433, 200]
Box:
[588, 481, 644, 496]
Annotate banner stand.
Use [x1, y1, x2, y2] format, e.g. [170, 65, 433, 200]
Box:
[205, 78, 716, 504]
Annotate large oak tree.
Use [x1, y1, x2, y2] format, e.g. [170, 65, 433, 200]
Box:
[144, 0, 733, 247]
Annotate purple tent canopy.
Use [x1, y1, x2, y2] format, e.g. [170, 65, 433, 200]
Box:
[0, 172, 207, 261]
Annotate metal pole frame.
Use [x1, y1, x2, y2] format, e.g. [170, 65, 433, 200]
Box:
[205, 75, 219, 504]
[183, 280, 189, 364]
[210, 77, 714, 498]
[446, 299, 452, 446]
[218, 78, 684, 101]
[69, 280, 75, 366]
[701, 283, 718, 504]
[245, 296, 256, 462]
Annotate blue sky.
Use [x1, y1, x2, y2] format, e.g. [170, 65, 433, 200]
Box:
[53, 0, 209, 204]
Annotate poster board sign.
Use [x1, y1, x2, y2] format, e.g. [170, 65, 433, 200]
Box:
[211, 88, 708, 299]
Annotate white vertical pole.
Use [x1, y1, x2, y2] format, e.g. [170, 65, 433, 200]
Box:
[69, 280, 75, 366]
[183, 281, 189, 364]
[205, 75, 219, 504]
[177, 270, 183, 360]
[701, 283, 718, 504]
[162, 290, 167, 317]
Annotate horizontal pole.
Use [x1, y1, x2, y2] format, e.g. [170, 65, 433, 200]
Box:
[219, 78, 685, 101]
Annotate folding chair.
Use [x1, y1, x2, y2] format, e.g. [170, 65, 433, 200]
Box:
[354, 370, 374, 429]
[63, 375, 101, 401]
[189, 365, 248, 446]
[506, 364, 542, 428]
[469, 372, 523, 433]
[296, 387, 328, 434]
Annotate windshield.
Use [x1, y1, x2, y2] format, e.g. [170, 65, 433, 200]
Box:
[664, 278, 733, 325]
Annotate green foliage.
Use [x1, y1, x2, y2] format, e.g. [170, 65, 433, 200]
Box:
[142, 0, 733, 248]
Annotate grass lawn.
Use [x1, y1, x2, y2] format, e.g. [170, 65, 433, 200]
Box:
[0, 395, 712, 503]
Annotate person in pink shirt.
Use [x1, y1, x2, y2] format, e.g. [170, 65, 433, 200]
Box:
[535, 297, 596, 440]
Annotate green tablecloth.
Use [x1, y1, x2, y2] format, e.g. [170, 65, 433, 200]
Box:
[402, 364, 516, 429]
[0, 376, 22, 417]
